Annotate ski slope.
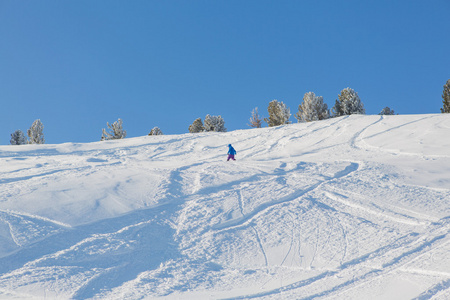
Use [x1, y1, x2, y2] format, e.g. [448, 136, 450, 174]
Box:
[0, 114, 449, 299]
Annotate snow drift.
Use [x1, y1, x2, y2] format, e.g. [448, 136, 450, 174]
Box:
[0, 114, 449, 299]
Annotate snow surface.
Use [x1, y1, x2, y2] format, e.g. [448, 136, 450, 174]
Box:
[0, 114, 449, 299]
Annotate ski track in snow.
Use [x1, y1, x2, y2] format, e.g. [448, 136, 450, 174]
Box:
[0, 114, 449, 299]
[212, 162, 359, 233]
[230, 218, 450, 300]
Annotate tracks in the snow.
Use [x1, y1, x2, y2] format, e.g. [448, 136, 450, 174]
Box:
[212, 161, 359, 232]
[230, 215, 450, 300]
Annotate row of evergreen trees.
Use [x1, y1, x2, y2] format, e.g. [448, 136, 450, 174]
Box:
[249, 87, 368, 128]
[7, 87, 369, 144]
[9, 117, 162, 144]
[99, 113, 228, 141]
[250, 80, 449, 128]
[8, 81, 450, 144]
[100, 119, 164, 140]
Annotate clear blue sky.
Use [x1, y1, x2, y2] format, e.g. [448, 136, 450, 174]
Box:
[1, 0, 449, 144]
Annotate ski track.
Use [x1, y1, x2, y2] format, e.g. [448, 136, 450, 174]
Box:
[212, 162, 359, 232]
[280, 213, 295, 267]
[231, 217, 450, 300]
[251, 226, 269, 274]
[413, 278, 450, 300]
[237, 189, 245, 217]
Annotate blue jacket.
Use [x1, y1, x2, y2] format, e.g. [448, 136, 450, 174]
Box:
[228, 145, 236, 155]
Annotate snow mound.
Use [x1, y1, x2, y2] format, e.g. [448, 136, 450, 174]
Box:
[0, 114, 449, 299]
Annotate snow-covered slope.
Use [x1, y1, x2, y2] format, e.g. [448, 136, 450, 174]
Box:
[0, 114, 449, 299]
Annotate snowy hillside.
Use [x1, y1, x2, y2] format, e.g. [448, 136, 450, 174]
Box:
[0, 114, 449, 300]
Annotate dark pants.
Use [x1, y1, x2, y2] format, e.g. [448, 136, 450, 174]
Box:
[227, 154, 235, 161]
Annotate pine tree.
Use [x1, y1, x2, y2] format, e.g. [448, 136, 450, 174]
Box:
[379, 107, 396, 115]
[332, 99, 344, 117]
[10, 130, 27, 145]
[148, 127, 163, 136]
[264, 100, 291, 127]
[101, 118, 126, 141]
[441, 79, 450, 113]
[295, 92, 329, 122]
[332, 88, 365, 117]
[204, 115, 227, 132]
[27, 119, 45, 144]
[248, 107, 263, 128]
[189, 118, 204, 133]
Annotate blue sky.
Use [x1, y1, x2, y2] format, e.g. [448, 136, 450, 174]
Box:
[1, 0, 449, 144]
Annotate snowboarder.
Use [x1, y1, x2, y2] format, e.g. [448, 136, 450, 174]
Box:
[227, 144, 236, 161]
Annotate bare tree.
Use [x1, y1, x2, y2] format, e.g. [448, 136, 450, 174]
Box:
[248, 107, 263, 128]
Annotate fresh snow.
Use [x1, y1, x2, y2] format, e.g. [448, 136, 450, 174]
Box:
[0, 114, 449, 299]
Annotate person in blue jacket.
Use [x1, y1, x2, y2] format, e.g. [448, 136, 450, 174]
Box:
[227, 144, 236, 161]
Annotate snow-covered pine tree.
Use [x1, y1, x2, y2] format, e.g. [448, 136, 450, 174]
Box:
[441, 79, 450, 113]
[264, 100, 291, 127]
[332, 99, 344, 117]
[101, 118, 126, 141]
[189, 118, 204, 133]
[379, 107, 396, 115]
[10, 130, 27, 145]
[295, 92, 329, 122]
[332, 88, 365, 117]
[204, 115, 227, 132]
[248, 107, 263, 128]
[27, 119, 45, 144]
[149, 127, 163, 136]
